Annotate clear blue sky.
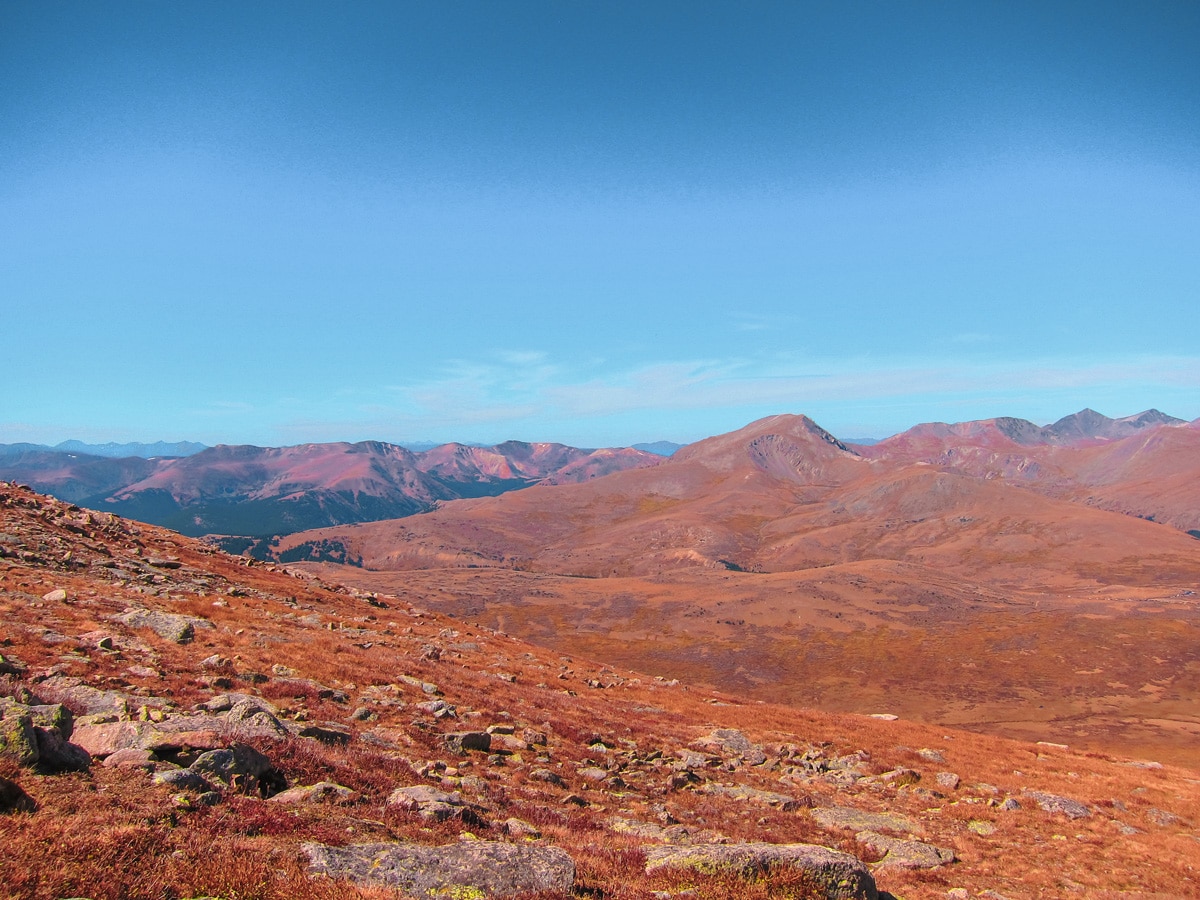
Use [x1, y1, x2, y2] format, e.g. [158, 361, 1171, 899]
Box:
[4, 1, 1198, 447]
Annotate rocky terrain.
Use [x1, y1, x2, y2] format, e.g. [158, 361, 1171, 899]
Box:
[3, 481, 1199, 899]
[0, 440, 661, 539]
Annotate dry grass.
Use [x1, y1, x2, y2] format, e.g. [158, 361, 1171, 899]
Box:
[3, 483, 1200, 899]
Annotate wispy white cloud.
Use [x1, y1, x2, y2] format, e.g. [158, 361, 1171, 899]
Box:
[352, 351, 1200, 442]
[182, 351, 1200, 448]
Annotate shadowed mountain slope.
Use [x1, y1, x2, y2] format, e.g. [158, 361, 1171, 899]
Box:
[0, 440, 661, 538]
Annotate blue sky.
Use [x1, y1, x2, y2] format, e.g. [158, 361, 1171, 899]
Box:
[3, 1, 1198, 447]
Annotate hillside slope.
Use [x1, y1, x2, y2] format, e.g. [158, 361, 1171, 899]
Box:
[2, 481, 1199, 899]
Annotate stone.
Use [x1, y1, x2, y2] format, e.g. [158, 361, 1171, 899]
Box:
[153, 768, 216, 792]
[1146, 807, 1182, 827]
[71, 719, 226, 758]
[916, 748, 945, 763]
[578, 766, 608, 783]
[644, 842, 878, 900]
[297, 723, 351, 745]
[32, 726, 91, 771]
[444, 731, 491, 754]
[855, 832, 956, 869]
[34, 675, 136, 717]
[269, 781, 360, 805]
[0, 699, 73, 736]
[115, 607, 214, 644]
[701, 782, 805, 811]
[1023, 791, 1091, 820]
[42, 589, 68, 602]
[222, 701, 291, 739]
[694, 728, 768, 765]
[103, 748, 156, 769]
[188, 743, 275, 791]
[530, 768, 566, 787]
[0, 775, 36, 813]
[502, 817, 541, 838]
[0, 653, 25, 676]
[936, 772, 960, 790]
[0, 714, 39, 767]
[490, 733, 527, 752]
[387, 785, 469, 822]
[303, 840, 575, 898]
[812, 806, 921, 835]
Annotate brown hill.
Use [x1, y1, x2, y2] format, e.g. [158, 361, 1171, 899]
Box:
[275, 413, 1200, 583]
[2, 481, 1199, 900]
[272, 413, 1200, 764]
[865, 412, 1200, 532]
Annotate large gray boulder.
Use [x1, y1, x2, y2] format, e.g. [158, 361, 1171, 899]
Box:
[303, 840, 576, 897]
[812, 806, 921, 835]
[30, 676, 139, 717]
[693, 728, 768, 765]
[1023, 791, 1091, 819]
[855, 832, 956, 869]
[72, 719, 224, 758]
[645, 842, 877, 900]
[386, 785, 469, 822]
[114, 607, 214, 644]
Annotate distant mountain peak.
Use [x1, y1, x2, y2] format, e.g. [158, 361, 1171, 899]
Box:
[1047, 408, 1183, 443]
[52, 439, 207, 459]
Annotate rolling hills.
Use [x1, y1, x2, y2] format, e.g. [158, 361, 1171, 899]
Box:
[2, 480, 1199, 899]
[270, 410, 1200, 763]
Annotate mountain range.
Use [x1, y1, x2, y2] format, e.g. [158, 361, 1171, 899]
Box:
[0, 439, 208, 459]
[262, 408, 1200, 765]
[0, 439, 660, 539]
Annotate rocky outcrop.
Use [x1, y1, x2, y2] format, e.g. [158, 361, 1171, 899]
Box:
[269, 781, 360, 805]
[0, 713, 39, 767]
[700, 782, 805, 811]
[855, 832, 956, 869]
[32, 724, 91, 771]
[189, 744, 275, 791]
[386, 785, 474, 822]
[812, 806, 921, 835]
[644, 842, 878, 900]
[1023, 791, 1091, 819]
[693, 728, 767, 765]
[114, 607, 215, 644]
[0, 698, 89, 771]
[303, 840, 576, 898]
